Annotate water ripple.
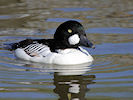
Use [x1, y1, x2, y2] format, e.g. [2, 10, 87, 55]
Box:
[86, 27, 133, 34]
[0, 14, 29, 20]
[54, 7, 95, 12]
[88, 42, 133, 55]
[46, 18, 82, 22]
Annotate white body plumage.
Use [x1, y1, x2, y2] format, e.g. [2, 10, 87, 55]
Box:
[14, 43, 93, 65]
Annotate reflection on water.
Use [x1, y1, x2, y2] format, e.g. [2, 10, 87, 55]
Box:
[24, 62, 95, 100]
[23, 62, 92, 75]
[0, 0, 133, 99]
[0, 60, 95, 100]
[54, 73, 95, 100]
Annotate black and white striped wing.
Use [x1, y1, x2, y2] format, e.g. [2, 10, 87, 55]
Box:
[23, 43, 51, 57]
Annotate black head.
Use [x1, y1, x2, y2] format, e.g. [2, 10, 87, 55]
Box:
[54, 20, 95, 49]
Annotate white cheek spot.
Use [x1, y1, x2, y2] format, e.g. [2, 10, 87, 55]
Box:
[68, 34, 80, 45]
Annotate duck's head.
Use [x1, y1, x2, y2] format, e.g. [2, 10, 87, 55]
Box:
[54, 20, 95, 49]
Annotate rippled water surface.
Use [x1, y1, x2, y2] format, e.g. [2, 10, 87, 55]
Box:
[0, 0, 133, 100]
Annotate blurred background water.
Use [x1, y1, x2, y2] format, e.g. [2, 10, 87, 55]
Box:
[0, 0, 133, 100]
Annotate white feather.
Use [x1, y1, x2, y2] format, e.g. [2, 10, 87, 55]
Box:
[68, 34, 80, 45]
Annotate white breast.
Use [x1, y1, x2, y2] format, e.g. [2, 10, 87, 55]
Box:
[53, 48, 93, 65]
[14, 43, 93, 65]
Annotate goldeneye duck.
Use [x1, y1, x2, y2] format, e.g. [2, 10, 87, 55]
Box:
[11, 20, 95, 65]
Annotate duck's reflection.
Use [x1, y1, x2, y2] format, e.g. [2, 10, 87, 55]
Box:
[54, 73, 95, 100]
[53, 63, 96, 100]
[22, 62, 96, 100]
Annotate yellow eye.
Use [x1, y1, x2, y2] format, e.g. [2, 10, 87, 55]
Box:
[68, 29, 72, 33]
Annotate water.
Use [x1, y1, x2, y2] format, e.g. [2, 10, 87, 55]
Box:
[0, 0, 133, 100]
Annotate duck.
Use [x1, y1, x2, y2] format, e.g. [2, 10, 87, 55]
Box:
[11, 20, 95, 65]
